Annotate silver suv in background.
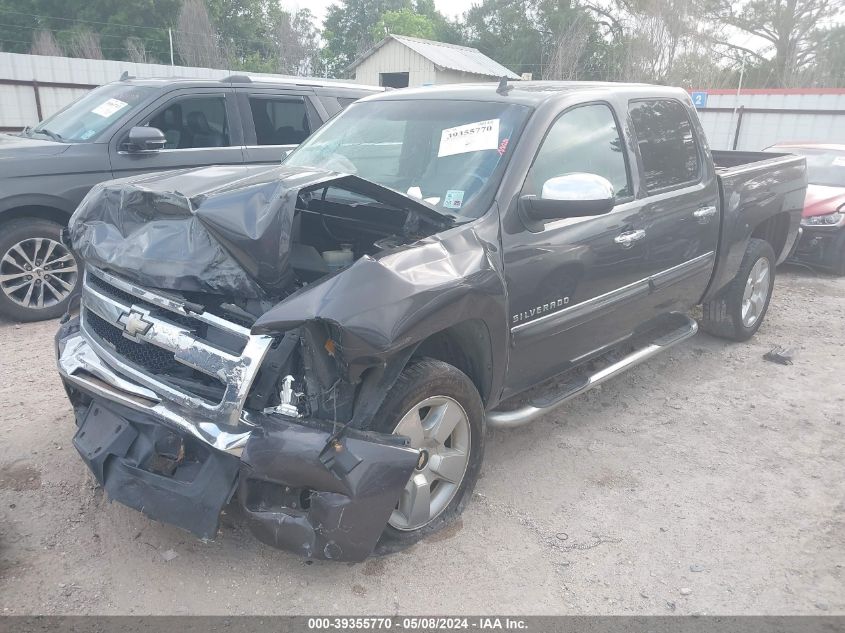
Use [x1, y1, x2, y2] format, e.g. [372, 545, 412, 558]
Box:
[0, 74, 380, 322]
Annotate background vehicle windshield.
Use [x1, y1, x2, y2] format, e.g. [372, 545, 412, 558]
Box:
[285, 99, 531, 218]
[773, 147, 845, 187]
[28, 83, 157, 143]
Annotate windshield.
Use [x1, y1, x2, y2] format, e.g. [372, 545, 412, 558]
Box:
[284, 99, 531, 218]
[774, 147, 845, 187]
[27, 83, 157, 143]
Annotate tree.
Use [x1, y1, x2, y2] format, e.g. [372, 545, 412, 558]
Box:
[372, 9, 437, 41]
[322, 0, 419, 76]
[67, 29, 104, 59]
[463, 0, 608, 79]
[125, 37, 154, 63]
[175, 0, 225, 68]
[705, 0, 843, 87]
[463, 0, 544, 77]
[806, 25, 845, 87]
[0, 0, 181, 60]
[30, 30, 63, 56]
[272, 8, 320, 75]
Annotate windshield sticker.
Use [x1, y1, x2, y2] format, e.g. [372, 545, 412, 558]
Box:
[833, 156, 845, 166]
[438, 119, 500, 157]
[91, 98, 129, 118]
[80, 129, 97, 140]
[497, 138, 510, 156]
[443, 190, 465, 210]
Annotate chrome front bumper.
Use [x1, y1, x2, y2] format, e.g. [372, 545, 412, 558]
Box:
[57, 268, 275, 455]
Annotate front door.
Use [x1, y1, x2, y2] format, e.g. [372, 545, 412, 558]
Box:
[502, 102, 653, 393]
[109, 89, 245, 179]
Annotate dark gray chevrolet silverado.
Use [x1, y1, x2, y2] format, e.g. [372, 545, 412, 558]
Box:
[55, 81, 807, 561]
[0, 74, 377, 322]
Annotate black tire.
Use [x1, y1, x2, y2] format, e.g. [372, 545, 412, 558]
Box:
[368, 358, 485, 555]
[0, 218, 79, 322]
[834, 232, 845, 276]
[699, 238, 776, 341]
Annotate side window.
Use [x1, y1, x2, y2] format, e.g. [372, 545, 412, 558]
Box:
[249, 97, 310, 145]
[629, 99, 700, 191]
[146, 96, 230, 149]
[524, 104, 631, 199]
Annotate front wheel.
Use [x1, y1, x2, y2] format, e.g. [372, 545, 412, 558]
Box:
[699, 238, 776, 341]
[0, 218, 80, 322]
[368, 358, 485, 554]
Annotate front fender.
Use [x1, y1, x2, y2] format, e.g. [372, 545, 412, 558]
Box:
[252, 226, 509, 384]
[0, 193, 76, 216]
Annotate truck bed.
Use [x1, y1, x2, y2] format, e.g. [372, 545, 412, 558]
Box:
[703, 149, 807, 302]
[712, 149, 792, 171]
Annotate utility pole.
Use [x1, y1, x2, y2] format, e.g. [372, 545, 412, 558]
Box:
[169, 29, 174, 67]
[726, 56, 746, 149]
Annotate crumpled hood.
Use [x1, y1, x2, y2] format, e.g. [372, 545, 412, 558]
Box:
[803, 183, 845, 218]
[68, 163, 444, 299]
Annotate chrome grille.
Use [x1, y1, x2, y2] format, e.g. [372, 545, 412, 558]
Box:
[85, 308, 180, 375]
[76, 267, 274, 433]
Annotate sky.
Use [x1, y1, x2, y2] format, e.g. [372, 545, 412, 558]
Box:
[280, 0, 480, 25]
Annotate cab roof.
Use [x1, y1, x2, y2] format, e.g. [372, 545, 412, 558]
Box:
[359, 81, 690, 107]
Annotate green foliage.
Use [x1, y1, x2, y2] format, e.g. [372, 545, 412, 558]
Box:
[372, 8, 437, 41]
[0, 0, 181, 60]
[322, 0, 458, 76]
[0, 0, 841, 87]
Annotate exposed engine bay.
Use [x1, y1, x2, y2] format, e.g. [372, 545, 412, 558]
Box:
[67, 163, 456, 428]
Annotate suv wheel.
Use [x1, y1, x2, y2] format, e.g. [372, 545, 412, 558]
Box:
[0, 218, 79, 322]
[368, 358, 485, 554]
[699, 238, 776, 341]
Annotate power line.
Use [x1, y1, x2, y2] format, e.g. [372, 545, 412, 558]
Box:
[0, 9, 315, 42]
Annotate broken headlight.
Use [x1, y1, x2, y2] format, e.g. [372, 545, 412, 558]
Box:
[801, 211, 845, 227]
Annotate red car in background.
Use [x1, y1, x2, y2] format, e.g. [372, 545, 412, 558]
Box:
[767, 143, 845, 274]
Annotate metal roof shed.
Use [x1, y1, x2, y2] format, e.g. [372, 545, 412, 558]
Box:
[346, 34, 520, 88]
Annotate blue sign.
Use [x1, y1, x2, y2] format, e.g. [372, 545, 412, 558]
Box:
[691, 91, 708, 108]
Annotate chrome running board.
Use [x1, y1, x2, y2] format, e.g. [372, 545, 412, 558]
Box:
[487, 315, 698, 429]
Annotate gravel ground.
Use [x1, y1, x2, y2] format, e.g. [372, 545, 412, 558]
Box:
[0, 265, 842, 615]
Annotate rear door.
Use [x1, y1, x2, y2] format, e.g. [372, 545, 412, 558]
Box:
[503, 102, 654, 392]
[109, 88, 244, 179]
[236, 89, 322, 163]
[626, 98, 720, 309]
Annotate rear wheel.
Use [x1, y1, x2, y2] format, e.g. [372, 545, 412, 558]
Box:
[699, 238, 776, 341]
[0, 218, 79, 322]
[368, 358, 484, 553]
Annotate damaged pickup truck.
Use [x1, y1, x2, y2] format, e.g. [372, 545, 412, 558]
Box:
[56, 81, 807, 561]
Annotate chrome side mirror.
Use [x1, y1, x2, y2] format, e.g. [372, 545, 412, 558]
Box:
[520, 173, 616, 225]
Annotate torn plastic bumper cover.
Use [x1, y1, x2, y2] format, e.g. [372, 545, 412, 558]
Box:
[68, 394, 419, 561]
[59, 315, 420, 561]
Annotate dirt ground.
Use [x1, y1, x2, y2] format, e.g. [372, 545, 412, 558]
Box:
[0, 265, 842, 616]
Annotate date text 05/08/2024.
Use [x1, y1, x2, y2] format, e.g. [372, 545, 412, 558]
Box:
[307, 617, 528, 630]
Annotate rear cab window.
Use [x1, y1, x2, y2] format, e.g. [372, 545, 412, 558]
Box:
[629, 99, 700, 192]
[248, 97, 311, 146]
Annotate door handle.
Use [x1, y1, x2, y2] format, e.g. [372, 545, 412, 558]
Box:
[694, 206, 717, 223]
[614, 229, 646, 248]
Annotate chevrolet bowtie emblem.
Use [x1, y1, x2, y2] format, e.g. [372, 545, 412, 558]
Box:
[118, 309, 153, 341]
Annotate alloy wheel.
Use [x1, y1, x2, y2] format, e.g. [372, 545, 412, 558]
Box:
[390, 395, 472, 531]
[741, 257, 770, 328]
[0, 237, 78, 310]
